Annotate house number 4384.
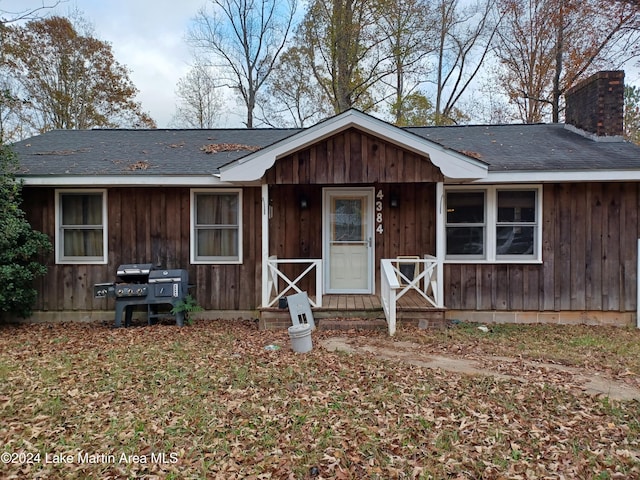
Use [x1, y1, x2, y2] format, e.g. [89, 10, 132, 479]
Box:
[376, 190, 384, 234]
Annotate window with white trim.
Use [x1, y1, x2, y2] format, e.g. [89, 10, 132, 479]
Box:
[55, 190, 107, 264]
[445, 186, 541, 262]
[191, 189, 242, 263]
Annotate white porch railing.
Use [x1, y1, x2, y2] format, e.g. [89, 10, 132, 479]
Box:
[264, 257, 323, 308]
[380, 255, 442, 336]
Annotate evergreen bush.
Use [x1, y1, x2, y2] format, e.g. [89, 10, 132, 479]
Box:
[0, 145, 51, 319]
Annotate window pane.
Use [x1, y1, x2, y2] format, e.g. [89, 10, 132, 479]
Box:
[498, 190, 535, 223]
[447, 192, 484, 223]
[333, 199, 364, 242]
[196, 194, 238, 225]
[61, 194, 102, 226]
[197, 229, 238, 257]
[446, 227, 484, 255]
[497, 226, 534, 255]
[63, 230, 104, 256]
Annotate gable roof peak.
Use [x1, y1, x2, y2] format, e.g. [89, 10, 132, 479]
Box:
[220, 108, 488, 182]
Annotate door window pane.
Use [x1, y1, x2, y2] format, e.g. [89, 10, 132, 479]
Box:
[333, 199, 364, 242]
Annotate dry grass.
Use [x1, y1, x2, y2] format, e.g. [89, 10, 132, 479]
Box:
[396, 322, 640, 377]
[0, 320, 639, 479]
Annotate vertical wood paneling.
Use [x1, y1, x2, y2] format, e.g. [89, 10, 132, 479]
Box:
[447, 264, 461, 309]
[461, 265, 477, 308]
[494, 265, 508, 310]
[21, 177, 640, 315]
[620, 183, 637, 311]
[586, 183, 603, 310]
[557, 185, 571, 310]
[443, 183, 640, 313]
[570, 185, 586, 309]
[509, 266, 524, 310]
[605, 184, 621, 310]
[23, 186, 263, 313]
[541, 185, 556, 310]
[265, 128, 444, 185]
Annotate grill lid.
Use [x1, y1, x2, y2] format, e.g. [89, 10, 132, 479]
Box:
[116, 263, 154, 283]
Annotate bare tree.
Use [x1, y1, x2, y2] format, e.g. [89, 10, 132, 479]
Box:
[432, 0, 500, 125]
[377, 0, 436, 125]
[188, 0, 297, 128]
[495, 0, 640, 123]
[258, 46, 331, 127]
[0, 1, 63, 24]
[625, 84, 640, 144]
[172, 64, 223, 128]
[297, 0, 391, 114]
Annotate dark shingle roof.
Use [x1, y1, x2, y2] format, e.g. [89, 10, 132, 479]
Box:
[406, 123, 640, 171]
[11, 120, 640, 178]
[12, 128, 300, 176]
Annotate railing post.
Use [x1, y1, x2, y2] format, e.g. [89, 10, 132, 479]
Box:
[436, 181, 445, 308]
[315, 260, 323, 307]
[261, 184, 269, 308]
[380, 259, 399, 336]
[388, 289, 396, 336]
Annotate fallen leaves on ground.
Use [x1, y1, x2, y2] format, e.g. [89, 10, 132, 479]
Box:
[0, 320, 639, 479]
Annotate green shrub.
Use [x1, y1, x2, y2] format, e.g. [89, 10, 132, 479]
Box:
[0, 145, 51, 319]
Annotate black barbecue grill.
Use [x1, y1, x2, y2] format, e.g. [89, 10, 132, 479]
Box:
[94, 263, 190, 327]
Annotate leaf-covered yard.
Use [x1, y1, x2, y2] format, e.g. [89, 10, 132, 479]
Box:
[1, 320, 639, 479]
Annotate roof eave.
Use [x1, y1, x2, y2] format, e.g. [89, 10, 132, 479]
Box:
[468, 169, 640, 184]
[18, 174, 235, 187]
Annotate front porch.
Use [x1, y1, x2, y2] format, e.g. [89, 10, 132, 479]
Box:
[259, 256, 446, 334]
[258, 293, 447, 331]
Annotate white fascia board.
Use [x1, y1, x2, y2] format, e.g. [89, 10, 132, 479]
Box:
[220, 110, 488, 182]
[19, 175, 234, 187]
[468, 169, 640, 184]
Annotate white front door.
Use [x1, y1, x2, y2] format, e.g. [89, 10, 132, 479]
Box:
[324, 188, 374, 293]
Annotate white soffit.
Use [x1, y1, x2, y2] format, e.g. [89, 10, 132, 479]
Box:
[475, 169, 640, 183]
[20, 175, 231, 187]
[219, 110, 488, 182]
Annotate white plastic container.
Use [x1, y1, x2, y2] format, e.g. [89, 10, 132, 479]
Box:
[288, 323, 313, 353]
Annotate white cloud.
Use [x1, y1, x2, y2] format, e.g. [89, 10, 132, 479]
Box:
[1, 0, 216, 127]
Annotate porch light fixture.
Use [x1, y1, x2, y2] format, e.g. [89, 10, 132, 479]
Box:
[390, 193, 399, 208]
[299, 195, 309, 209]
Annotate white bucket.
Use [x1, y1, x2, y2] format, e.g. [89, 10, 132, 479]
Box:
[288, 324, 313, 353]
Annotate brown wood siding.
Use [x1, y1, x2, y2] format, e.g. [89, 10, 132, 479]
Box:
[20, 180, 640, 314]
[445, 183, 639, 312]
[268, 183, 437, 295]
[22, 186, 262, 312]
[266, 128, 444, 185]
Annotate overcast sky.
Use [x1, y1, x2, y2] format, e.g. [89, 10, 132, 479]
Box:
[1, 0, 243, 128]
[2, 1, 639, 130]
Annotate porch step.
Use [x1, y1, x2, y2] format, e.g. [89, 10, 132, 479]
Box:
[258, 309, 384, 330]
[318, 317, 387, 331]
[258, 307, 447, 331]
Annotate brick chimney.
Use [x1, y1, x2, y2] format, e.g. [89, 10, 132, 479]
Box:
[564, 70, 624, 138]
